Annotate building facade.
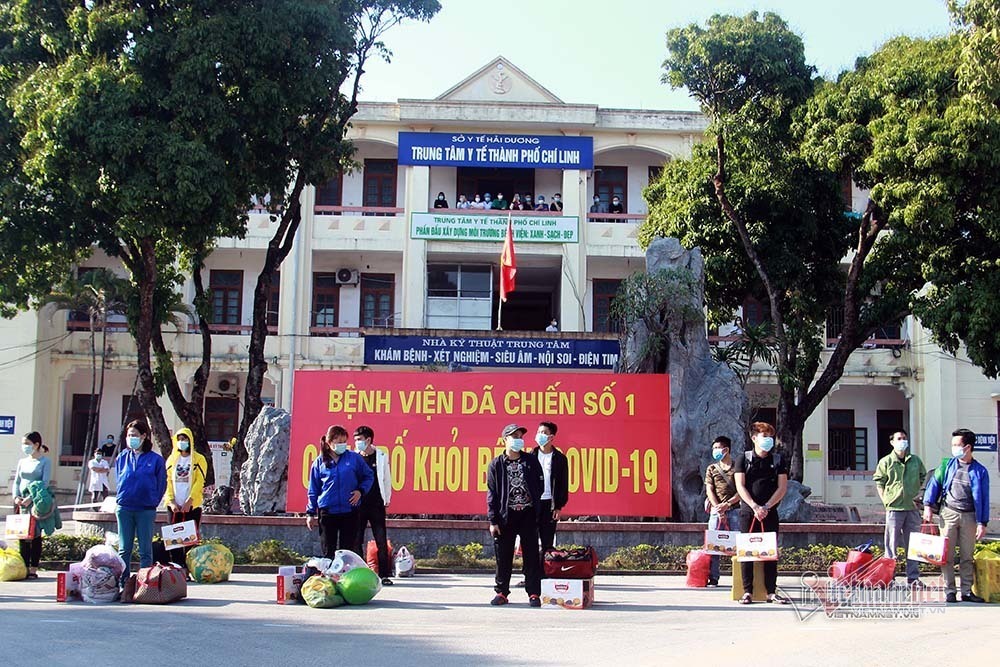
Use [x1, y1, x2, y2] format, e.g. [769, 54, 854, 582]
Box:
[2, 57, 997, 519]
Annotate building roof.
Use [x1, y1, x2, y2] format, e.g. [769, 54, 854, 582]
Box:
[434, 56, 564, 104]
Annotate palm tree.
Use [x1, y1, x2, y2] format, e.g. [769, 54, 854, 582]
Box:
[43, 268, 128, 504]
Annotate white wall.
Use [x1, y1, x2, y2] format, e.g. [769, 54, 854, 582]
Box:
[591, 148, 667, 214]
[342, 142, 406, 208]
[0, 312, 45, 497]
[533, 170, 562, 204]
[826, 384, 908, 469]
[428, 166, 458, 208]
[311, 253, 403, 328]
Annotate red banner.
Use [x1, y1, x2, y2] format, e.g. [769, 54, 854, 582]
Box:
[287, 371, 671, 517]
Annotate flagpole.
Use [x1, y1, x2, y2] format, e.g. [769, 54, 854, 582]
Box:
[496, 296, 503, 331]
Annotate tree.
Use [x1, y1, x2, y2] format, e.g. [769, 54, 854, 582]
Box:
[233, 0, 440, 500]
[650, 12, 921, 479]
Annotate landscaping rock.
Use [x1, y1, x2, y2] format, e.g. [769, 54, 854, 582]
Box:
[239, 406, 291, 514]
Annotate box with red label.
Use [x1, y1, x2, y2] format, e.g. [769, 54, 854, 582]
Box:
[540, 578, 593, 609]
[56, 565, 84, 602]
[276, 573, 304, 604]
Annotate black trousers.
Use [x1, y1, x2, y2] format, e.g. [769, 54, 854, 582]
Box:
[19, 536, 42, 568]
[168, 507, 203, 562]
[494, 508, 541, 597]
[357, 502, 391, 578]
[538, 499, 558, 551]
[319, 509, 361, 559]
[740, 509, 780, 595]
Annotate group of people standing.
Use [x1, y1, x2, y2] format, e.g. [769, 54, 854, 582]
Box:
[305, 424, 394, 585]
[435, 191, 565, 212]
[704, 422, 991, 604]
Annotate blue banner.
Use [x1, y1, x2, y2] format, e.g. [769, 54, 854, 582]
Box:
[365, 335, 619, 370]
[0, 415, 14, 435]
[974, 433, 997, 452]
[398, 132, 594, 170]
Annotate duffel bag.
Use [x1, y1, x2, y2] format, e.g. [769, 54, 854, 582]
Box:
[133, 563, 187, 604]
[543, 546, 598, 579]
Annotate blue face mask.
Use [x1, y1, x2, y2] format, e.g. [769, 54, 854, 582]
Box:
[535, 434, 549, 447]
[508, 438, 524, 453]
[177, 440, 190, 452]
[758, 437, 775, 452]
[334, 443, 348, 455]
[712, 449, 725, 461]
[21, 443, 33, 456]
[127, 436, 142, 450]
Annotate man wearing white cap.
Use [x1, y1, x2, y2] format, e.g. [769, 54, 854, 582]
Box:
[487, 423, 545, 607]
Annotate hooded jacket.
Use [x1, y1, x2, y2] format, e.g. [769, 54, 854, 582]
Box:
[25, 480, 62, 537]
[165, 427, 209, 509]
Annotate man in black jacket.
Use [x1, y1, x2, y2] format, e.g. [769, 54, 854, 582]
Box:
[530, 421, 569, 551]
[487, 423, 544, 607]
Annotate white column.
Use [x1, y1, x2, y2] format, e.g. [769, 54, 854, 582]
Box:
[401, 165, 430, 328]
[558, 169, 586, 332]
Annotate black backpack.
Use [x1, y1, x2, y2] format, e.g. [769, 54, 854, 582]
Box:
[744, 449, 782, 474]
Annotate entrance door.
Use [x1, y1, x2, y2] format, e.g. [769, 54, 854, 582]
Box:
[876, 410, 904, 460]
[457, 167, 535, 202]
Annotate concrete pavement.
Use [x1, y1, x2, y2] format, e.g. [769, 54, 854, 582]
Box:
[2, 572, 999, 665]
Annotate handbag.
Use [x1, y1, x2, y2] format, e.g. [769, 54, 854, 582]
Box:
[132, 563, 188, 604]
[736, 517, 779, 562]
[543, 546, 598, 579]
[704, 512, 741, 557]
[907, 522, 950, 566]
[4, 512, 36, 541]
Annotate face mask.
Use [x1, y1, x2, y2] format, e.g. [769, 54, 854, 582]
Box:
[334, 443, 348, 455]
[438, 195, 444, 200]
[892, 440, 908, 453]
[712, 449, 725, 461]
[613, 200, 620, 205]
[355, 439, 367, 452]
[127, 436, 142, 450]
[508, 438, 524, 452]
[758, 437, 775, 452]
[594, 197, 600, 202]
[951, 446, 965, 458]
[95, 454, 103, 461]
[177, 440, 190, 452]
[535, 433, 549, 447]
[554, 197, 561, 202]
[21, 444, 33, 456]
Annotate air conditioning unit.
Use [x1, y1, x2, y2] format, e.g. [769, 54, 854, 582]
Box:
[335, 268, 360, 285]
[217, 376, 239, 394]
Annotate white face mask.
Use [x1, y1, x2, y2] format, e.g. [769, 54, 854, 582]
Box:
[355, 438, 368, 452]
[951, 445, 965, 458]
[893, 440, 909, 453]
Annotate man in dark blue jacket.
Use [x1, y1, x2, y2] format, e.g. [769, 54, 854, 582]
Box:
[923, 428, 990, 603]
[487, 423, 544, 607]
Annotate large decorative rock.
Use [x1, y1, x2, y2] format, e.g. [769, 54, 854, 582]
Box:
[239, 406, 291, 515]
[636, 238, 749, 522]
[777, 480, 814, 522]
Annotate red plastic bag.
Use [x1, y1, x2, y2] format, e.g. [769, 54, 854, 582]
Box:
[854, 557, 896, 587]
[844, 549, 874, 576]
[686, 549, 711, 588]
[366, 539, 393, 571]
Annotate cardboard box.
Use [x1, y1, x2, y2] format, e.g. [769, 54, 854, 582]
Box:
[276, 574, 304, 604]
[56, 569, 82, 602]
[540, 578, 593, 609]
[730, 556, 768, 601]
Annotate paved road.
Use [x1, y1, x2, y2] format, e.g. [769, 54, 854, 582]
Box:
[2, 572, 999, 665]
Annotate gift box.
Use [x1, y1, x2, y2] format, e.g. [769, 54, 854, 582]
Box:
[907, 530, 950, 566]
[703, 529, 741, 557]
[56, 565, 84, 602]
[4, 514, 36, 541]
[540, 578, 593, 609]
[277, 573, 304, 604]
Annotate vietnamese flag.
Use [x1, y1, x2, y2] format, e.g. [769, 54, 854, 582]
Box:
[499, 215, 517, 302]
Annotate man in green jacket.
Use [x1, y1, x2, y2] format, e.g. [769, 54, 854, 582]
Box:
[872, 430, 926, 586]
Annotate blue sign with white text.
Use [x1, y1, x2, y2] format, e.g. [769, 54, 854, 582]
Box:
[365, 335, 619, 370]
[398, 132, 594, 170]
[974, 433, 997, 452]
[0, 415, 15, 435]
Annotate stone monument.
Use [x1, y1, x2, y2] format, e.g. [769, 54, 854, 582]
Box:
[238, 406, 292, 515]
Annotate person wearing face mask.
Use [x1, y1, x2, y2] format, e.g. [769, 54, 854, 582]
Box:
[733, 421, 790, 604]
[351, 425, 393, 586]
[491, 192, 508, 210]
[608, 195, 624, 214]
[115, 419, 167, 586]
[548, 193, 563, 212]
[589, 194, 607, 215]
[524, 193, 534, 209]
[470, 194, 486, 210]
[456, 194, 470, 209]
[705, 436, 740, 587]
[483, 193, 493, 209]
[164, 427, 208, 561]
[486, 423, 545, 606]
[433, 191, 449, 209]
[872, 430, 926, 587]
[88, 448, 111, 504]
[509, 193, 525, 211]
[534, 195, 548, 211]
[923, 428, 990, 603]
[529, 422, 568, 553]
[12, 431, 52, 579]
[305, 424, 374, 559]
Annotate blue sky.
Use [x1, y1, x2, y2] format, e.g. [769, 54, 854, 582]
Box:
[356, 0, 953, 110]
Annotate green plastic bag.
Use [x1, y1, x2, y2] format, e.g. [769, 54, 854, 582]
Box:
[301, 575, 346, 608]
[186, 544, 234, 583]
[336, 565, 381, 605]
[0, 547, 27, 582]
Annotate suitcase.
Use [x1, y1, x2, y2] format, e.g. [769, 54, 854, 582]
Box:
[543, 546, 598, 579]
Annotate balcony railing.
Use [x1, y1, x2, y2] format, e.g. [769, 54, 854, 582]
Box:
[66, 320, 131, 333]
[708, 333, 908, 351]
[314, 205, 404, 217]
[186, 324, 278, 335]
[309, 326, 364, 338]
[586, 212, 646, 223]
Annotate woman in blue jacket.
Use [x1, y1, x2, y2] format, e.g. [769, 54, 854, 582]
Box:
[305, 424, 374, 558]
[115, 419, 167, 584]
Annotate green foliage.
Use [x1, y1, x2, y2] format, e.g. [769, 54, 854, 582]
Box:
[436, 542, 486, 567]
[975, 541, 1000, 557]
[40, 534, 104, 562]
[242, 539, 304, 565]
[712, 320, 779, 388]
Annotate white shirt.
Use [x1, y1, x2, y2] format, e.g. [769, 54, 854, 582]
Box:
[537, 449, 554, 500]
[173, 456, 192, 506]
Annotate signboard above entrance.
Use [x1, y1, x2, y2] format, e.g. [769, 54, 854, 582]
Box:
[365, 334, 620, 370]
[398, 131, 594, 170]
[411, 212, 578, 243]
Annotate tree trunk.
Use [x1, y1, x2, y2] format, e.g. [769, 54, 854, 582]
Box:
[130, 236, 173, 455]
[775, 388, 805, 481]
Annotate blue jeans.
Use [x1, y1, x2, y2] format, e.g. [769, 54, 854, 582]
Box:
[116, 507, 156, 584]
[708, 508, 741, 581]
